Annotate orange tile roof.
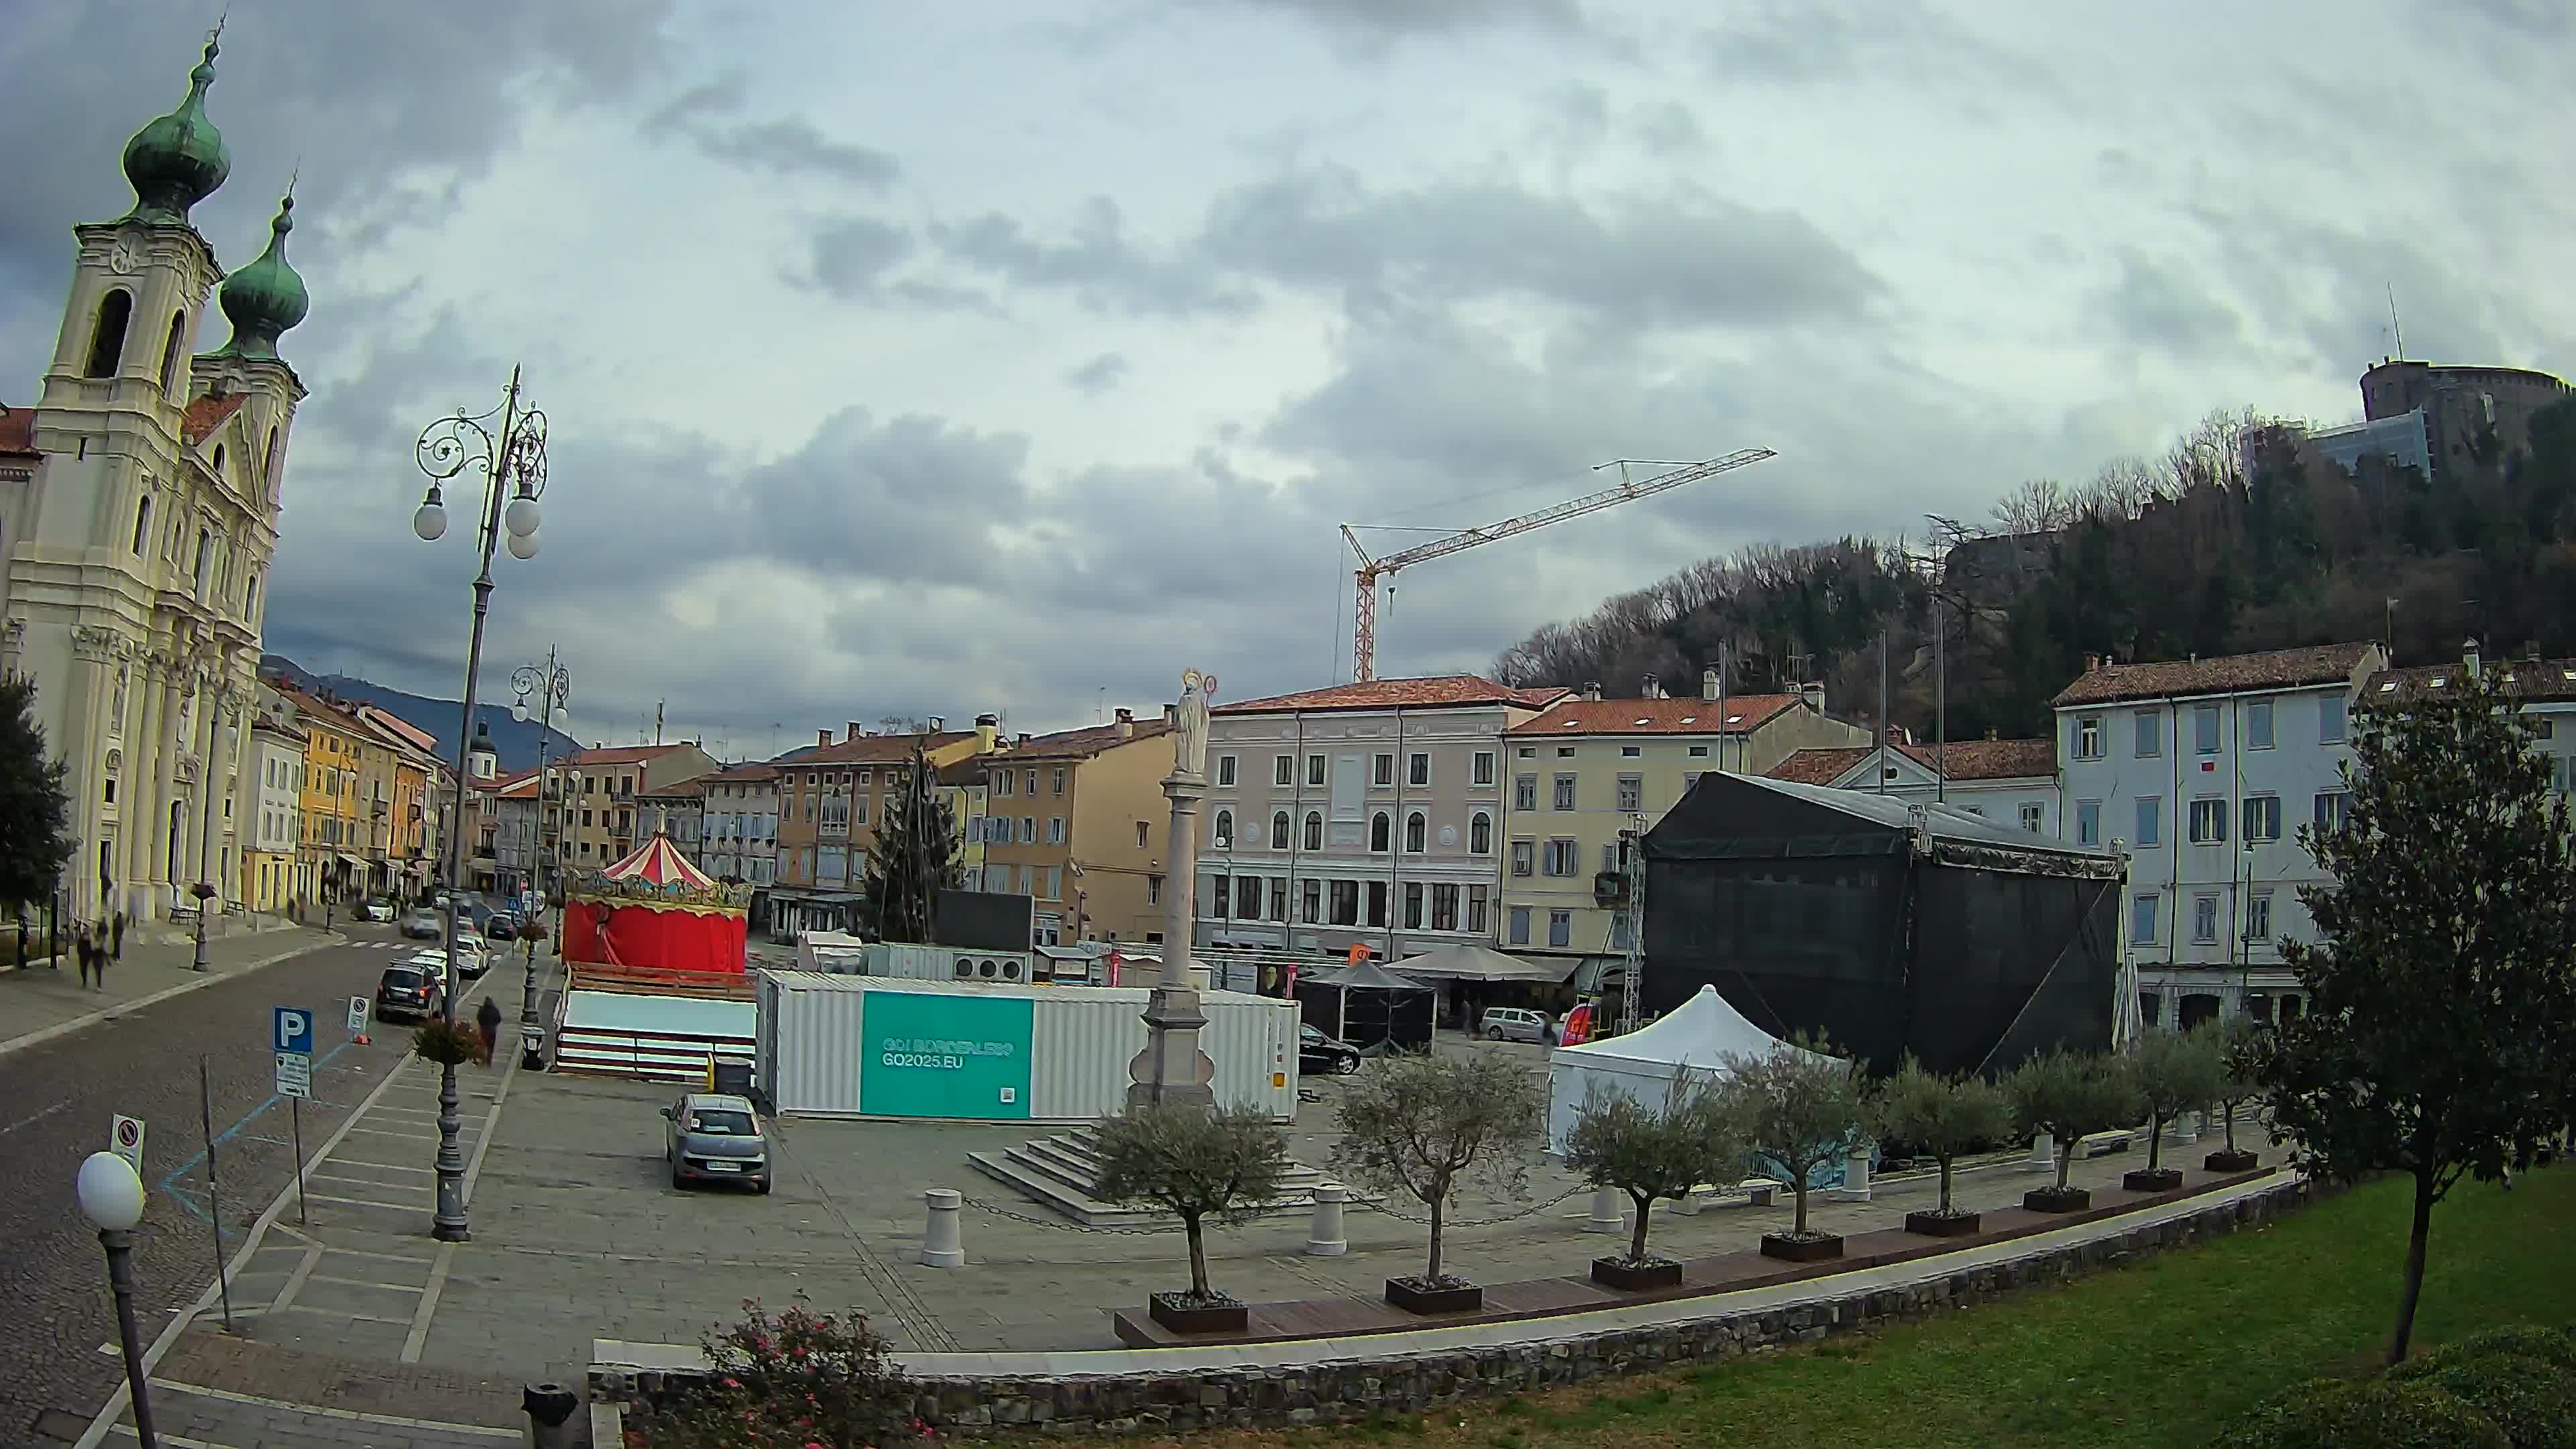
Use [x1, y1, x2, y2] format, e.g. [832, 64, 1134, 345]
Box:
[2367, 656, 2576, 705]
[1004, 720, 1172, 761]
[180, 393, 248, 446]
[794, 731, 975, 766]
[1509, 694, 1801, 737]
[1767, 737, 2057, 786]
[0, 405, 37, 458]
[2051, 643, 2377, 707]
[1216, 676, 1567, 715]
[704, 762, 779, 782]
[492, 771, 540, 799]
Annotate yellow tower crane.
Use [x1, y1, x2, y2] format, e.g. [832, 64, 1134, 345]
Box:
[1340, 448, 1776, 682]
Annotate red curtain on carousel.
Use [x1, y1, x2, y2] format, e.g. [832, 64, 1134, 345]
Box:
[563, 900, 747, 975]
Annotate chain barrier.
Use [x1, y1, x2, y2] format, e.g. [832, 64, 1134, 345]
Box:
[1351, 1184, 1587, 1228]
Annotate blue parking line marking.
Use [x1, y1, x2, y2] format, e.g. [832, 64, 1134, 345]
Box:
[155, 1037, 359, 1221]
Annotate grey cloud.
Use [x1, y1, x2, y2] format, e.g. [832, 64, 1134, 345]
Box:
[1699, 1, 2060, 106]
[730, 407, 1030, 584]
[644, 73, 900, 187]
[1063, 353, 1130, 395]
[1232, 0, 1584, 38]
[1202, 167, 1880, 330]
[2188, 203, 2520, 377]
[2102, 252, 2241, 354]
[803, 216, 916, 297]
[0, 0, 674, 317]
[930, 198, 1256, 318]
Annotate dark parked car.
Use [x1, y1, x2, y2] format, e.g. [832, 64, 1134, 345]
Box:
[486, 912, 519, 942]
[374, 963, 444, 1023]
[1299, 1024, 1362, 1076]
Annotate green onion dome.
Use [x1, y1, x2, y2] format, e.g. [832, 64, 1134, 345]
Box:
[213, 193, 308, 361]
[120, 32, 230, 227]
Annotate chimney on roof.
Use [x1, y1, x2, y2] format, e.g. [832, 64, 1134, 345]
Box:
[1016, 733, 1031, 747]
[1115, 707, 1134, 739]
[975, 712, 999, 753]
[2524, 640, 2543, 662]
[1641, 674, 1662, 699]
[1986, 727, 1998, 741]
[846, 721, 863, 743]
[1802, 682, 1824, 713]
[2463, 637, 2481, 677]
[1163, 703, 1179, 727]
[818, 729, 831, 748]
[1701, 667, 1720, 702]
[1582, 680, 1603, 702]
[2085, 653, 2100, 674]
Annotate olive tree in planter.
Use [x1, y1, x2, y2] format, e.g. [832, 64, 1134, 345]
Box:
[2199, 1018, 2265, 1173]
[1091, 1104, 1290, 1334]
[1562, 1069, 1745, 1290]
[1870, 1056, 2010, 1238]
[2125, 1025, 2226, 1191]
[1721, 1037, 1866, 1263]
[2007, 1049, 2141, 1213]
[1332, 1050, 1544, 1313]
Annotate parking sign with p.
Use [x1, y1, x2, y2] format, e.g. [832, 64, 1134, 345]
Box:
[273, 1007, 313, 1056]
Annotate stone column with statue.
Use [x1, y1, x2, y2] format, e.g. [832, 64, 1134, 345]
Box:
[1126, 669, 1220, 1112]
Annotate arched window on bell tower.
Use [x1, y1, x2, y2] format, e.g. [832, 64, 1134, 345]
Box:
[87, 290, 133, 378]
[129, 494, 152, 553]
[158, 311, 186, 392]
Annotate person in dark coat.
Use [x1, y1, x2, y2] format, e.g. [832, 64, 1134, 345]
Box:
[76, 925, 97, 989]
[475, 997, 504, 1066]
[111, 910, 125, 960]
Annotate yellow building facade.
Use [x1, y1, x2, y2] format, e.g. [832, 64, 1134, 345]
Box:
[1498, 686, 1870, 973]
[279, 688, 367, 904]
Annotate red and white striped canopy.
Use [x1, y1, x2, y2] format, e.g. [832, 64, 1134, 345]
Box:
[596, 832, 716, 891]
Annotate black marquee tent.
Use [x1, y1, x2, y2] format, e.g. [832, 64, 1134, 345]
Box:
[1642, 772, 2126, 1077]
[1295, 959, 1436, 1054]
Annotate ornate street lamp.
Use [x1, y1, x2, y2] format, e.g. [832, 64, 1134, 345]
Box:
[511, 651, 571, 1037]
[78, 1151, 158, 1448]
[410, 367, 547, 1242]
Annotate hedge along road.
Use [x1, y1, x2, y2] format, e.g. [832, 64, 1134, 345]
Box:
[0, 928, 436, 1443]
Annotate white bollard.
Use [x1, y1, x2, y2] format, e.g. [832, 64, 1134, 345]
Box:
[2023, 1132, 2057, 1175]
[921, 1188, 964, 1269]
[1305, 1183, 1349, 1256]
[1585, 1185, 1625, 1234]
[2174, 1110, 2200, 1143]
[1670, 1181, 1703, 1216]
[1829, 1142, 1873, 1202]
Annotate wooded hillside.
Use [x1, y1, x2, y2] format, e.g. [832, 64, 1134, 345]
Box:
[1491, 396, 2576, 742]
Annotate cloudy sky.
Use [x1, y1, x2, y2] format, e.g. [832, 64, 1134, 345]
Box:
[4, 1, 2570, 756]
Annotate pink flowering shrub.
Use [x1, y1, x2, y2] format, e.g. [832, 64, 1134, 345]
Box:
[629, 1297, 917, 1448]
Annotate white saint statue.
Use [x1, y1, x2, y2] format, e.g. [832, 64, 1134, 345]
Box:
[1173, 673, 1212, 780]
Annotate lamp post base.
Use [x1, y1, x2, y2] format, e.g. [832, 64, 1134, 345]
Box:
[100, 1228, 159, 1448]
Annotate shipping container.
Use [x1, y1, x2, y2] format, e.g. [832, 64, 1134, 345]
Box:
[755, 971, 1299, 1121]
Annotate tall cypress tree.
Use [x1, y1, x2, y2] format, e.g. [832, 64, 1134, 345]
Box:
[0, 674, 76, 914]
[861, 741, 959, 943]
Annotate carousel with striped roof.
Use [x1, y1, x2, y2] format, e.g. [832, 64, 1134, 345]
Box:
[561, 813, 755, 977]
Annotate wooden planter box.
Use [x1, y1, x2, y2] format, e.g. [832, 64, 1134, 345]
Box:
[1904, 1210, 1982, 1238]
[2023, 1186, 2092, 1214]
[2204, 1148, 2261, 1173]
[1147, 1292, 1247, 1335]
[2123, 1167, 2184, 1193]
[1384, 1277, 1483, 1314]
[1591, 1256, 1684, 1291]
[1759, 1232, 1844, 1263]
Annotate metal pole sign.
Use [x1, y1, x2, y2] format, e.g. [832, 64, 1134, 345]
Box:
[110, 1114, 146, 1175]
[272, 1007, 314, 1100]
[345, 996, 369, 1034]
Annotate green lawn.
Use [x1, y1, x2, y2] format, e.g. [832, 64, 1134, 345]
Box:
[1226, 1165, 2576, 1449]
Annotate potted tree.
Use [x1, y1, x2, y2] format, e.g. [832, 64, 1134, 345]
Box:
[2007, 1049, 2141, 1213]
[1562, 1069, 1744, 1290]
[1333, 1051, 1544, 1313]
[1722, 1037, 1867, 1263]
[2199, 1018, 2265, 1173]
[2124, 1025, 2224, 1191]
[1872, 1056, 2010, 1237]
[1091, 1104, 1290, 1334]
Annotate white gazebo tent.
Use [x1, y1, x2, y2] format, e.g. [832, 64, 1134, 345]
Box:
[1544, 984, 1835, 1153]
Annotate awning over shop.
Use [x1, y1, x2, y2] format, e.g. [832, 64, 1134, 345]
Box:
[1390, 943, 1579, 985]
[336, 853, 368, 871]
[1566, 954, 1624, 994]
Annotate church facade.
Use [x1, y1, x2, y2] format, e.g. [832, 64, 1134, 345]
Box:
[0, 28, 312, 924]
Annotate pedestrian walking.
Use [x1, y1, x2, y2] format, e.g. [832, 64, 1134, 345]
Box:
[111, 909, 125, 960]
[475, 996, 502, 1066]
[75, 924, 96, 989]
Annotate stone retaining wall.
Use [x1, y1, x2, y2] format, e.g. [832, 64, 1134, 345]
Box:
[598, 1178, 2308, 1438]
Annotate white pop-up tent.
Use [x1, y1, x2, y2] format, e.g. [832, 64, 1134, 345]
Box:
[1544, 984, 1836, 1153]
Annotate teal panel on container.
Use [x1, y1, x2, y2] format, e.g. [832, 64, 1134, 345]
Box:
[859, 990, 1035, 1120]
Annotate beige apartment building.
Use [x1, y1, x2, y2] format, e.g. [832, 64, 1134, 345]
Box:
[1499, 671, 1869, 975]
[979, 710, 1175, 945]
[557, 742, 717, 873]
[1200, 676, 1566, 960]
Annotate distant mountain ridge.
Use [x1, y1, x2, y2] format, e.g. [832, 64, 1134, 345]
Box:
[260, 653, 579, 776]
